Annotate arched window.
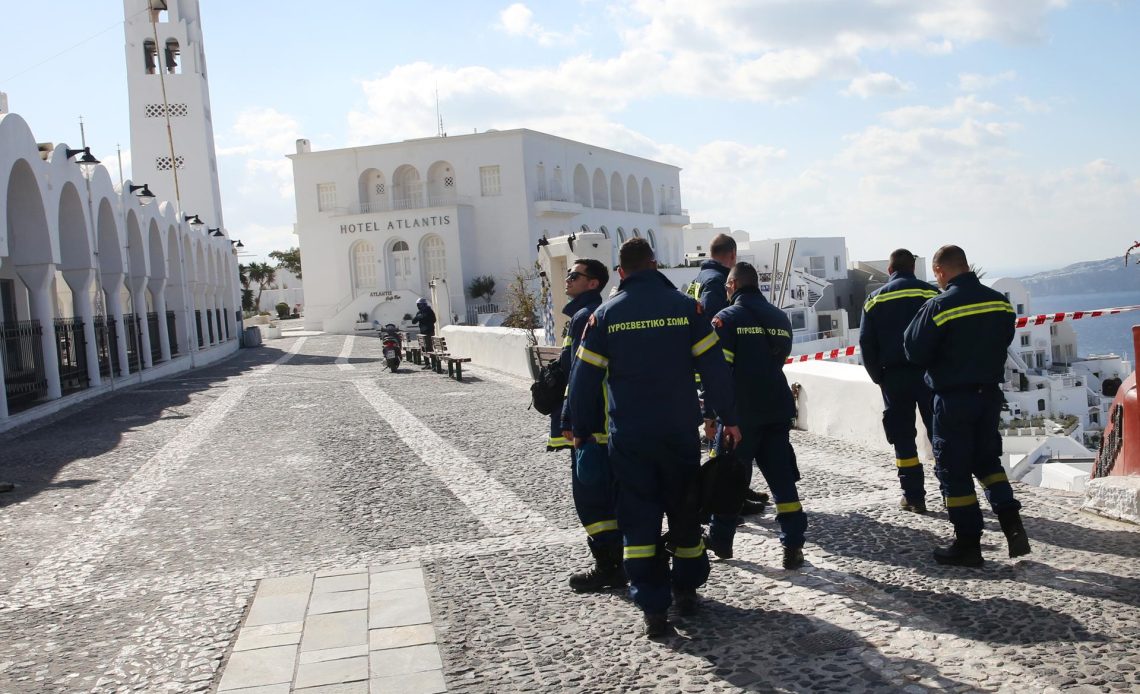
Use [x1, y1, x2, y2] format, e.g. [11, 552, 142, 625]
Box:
[393, 165, 423, 210]
[632, 228, 641, 238]
[573, 165, 590, 206]
[1037, 399, 1046, 412]
[164, 39, 181, 75]
[552, 165, 564, 200]
[610, 172, 625, 211]
[626, 175, 640, 214]
[358, 168, 386, 213]
[592, 169, 609, 209]
[535, 163, 547, 200]
[388, 240, 412, 289]
[352, 241, 376, 293]
[143, 40, 158, 74]
[646, 229, 656, 250]
[427, 161, 455, 206]
[616, 227, 627, 243]
[597, 225, 609, 239]
[641, 178, 654, 214]
[420, 235, 447, 290]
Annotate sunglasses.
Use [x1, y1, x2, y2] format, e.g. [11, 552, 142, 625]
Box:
[566, 271, 594, 281]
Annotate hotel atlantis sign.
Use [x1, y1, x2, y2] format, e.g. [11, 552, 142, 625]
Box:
[339, 214, 452, 235]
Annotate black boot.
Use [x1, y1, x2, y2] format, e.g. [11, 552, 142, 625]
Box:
[899, 496, 928, 513]
[782, 546, 805, 570]
[933, 535, 984, 567]
[745, 489, 770, 504]
[740, 498, 767, 516]
[672, 588, 699, 616]
[644, 612, 669, 637]
[702, 532, 733, 560]
[997, 509, 1031, 558]
[568, 545, 627, 593]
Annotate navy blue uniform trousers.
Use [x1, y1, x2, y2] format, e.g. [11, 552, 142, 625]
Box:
[932, 386, 1021, 537]
[881, 368, 934, 503]
[709, 422, 806, 550]
[571, 442, 621, 550]
[609, 436, 709, 614]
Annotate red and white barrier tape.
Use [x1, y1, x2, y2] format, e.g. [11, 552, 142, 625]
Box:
[784, 304, 1140, 365]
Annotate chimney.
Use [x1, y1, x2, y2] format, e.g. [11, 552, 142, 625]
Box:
[296, 138, 311, 154]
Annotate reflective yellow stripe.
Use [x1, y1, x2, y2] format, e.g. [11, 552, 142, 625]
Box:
[981, 472, 1008, 487]
[863, 288, 939, 313]
[694, 373, 701, 383]
[547, 436, 571, 449]
[584, 519, 618, 536]
[563, 336, 573, 347]
[776, 501, 802, 514]
[691, 331, 718, 357]
[722, 348, 735, 363]
[624, 544, 656, 559]
[593, 433, 609, 444]
[933, 301, 1014, 326]
[674, 540, 705, 559]
[945, 493, 979, 508]
[687, 282, 700, 300]
[896, 457, 921, 468]
[576, 346, 609, 368]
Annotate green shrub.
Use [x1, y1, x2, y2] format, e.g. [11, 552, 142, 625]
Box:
[275, 302, 290, 319]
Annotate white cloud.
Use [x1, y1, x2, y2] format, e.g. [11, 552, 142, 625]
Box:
[958, 70, 1017, 92]
[843, 72, 911, 98]
[497, 3, 577, 47]
[1015, 95, 1053, 114]
[881, 95, 1002, 128]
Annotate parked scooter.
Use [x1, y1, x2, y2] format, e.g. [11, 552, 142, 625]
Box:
[380, 323, 401, 372]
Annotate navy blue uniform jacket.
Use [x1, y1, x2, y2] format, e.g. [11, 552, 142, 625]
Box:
[903, 272, 1015, 392]
[688, 260, 730, 316]
[859, 271, 939, 384]
[713, 286, 795, 425]
[553, 289, 604, 436]
[568, 269, 738, 443]
[412, 306, 437, 336]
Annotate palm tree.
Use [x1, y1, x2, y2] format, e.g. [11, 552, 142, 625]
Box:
[247, 262, 277, 312]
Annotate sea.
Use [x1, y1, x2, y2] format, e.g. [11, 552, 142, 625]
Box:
[1032, 290, 1140, 362]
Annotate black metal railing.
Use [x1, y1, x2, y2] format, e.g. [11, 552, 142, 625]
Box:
[216, 310, 224, 342]
[206, 309, 215, 344]
[166, 310, 179, 356]
[146, 312, 162, 363]
[195, 310, 204, 348]
[124, 313, 142, 373]
[2, 320, 48, 412]
[93, 315, 120, 378]
[54, 317, 89, 396]
[224, 310, 231, 340]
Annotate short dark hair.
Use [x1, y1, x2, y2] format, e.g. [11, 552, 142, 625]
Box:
[710, 233, 737, 259]
[572, 258, 609, 288]
[727, 261, 758, 289]
[932, 244, 968, 272]
[889, 248, 916, 273]
[619, 238, 656, 273]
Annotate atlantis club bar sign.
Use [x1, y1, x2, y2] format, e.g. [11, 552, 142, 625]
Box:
[339, 214, 453, 235]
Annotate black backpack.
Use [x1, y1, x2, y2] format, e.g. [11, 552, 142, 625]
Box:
[531, 359, 567, 416]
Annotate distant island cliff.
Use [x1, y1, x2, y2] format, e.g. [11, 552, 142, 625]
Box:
[1016, 256, 1140, 296]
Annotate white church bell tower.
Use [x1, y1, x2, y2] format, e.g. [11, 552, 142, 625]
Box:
[123, 0, 224, 228]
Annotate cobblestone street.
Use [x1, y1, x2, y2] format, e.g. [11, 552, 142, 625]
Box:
[1, 333, 1138, 693]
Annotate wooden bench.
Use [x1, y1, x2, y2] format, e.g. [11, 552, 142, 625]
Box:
[416, 334, 433, 367]
[528, 345, 562, 382]
[402, 332, 421, 364]
[431, 336, 472, 381]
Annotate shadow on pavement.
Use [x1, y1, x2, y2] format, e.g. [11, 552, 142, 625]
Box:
[664, 600, 975, 691]
[0, 343, 284, 509]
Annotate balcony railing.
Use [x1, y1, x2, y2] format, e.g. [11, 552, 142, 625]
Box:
[147, 312, 163, 363]
[55, 317, 89, 395]
[331, 192, 469, 216]
[124, 313, 143, 373]
[2, 320, 47, 412]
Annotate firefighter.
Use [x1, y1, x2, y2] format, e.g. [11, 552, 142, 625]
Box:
[568, 238, 740, 637]
[550, 258, 625, 592]
[904, 245, 1031, 566]
[704, 262, 806, 569]
[688, 233, 768, 515]
[859, 249, 940, 512]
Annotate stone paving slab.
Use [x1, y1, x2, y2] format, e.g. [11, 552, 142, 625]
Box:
[0, 335, 1137, 692]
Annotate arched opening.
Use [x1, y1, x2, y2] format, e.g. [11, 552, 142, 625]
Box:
[632, 228, 641, 239]
[610, 172, 625, 211]
[387, 239, 412, 290]
[535, 163, 547, 200]
[143, 40, 159, 75]
[573, 165, 590, 206]
[641, 178, 654, 214]
[597, 225, 608, 239]
[592, 169, 608, 209]
[351, 240, 376, 294]
[427, 161, 455, 206]
[616, 227, 627, 244]
[164, 39, 181, 75]
[393, 165, 423, 210]
[552, 166, 564, 200]
[646, 229, 657, 251]
[419, 235, 446, 293]
[626, 175, 640, 214]
[358, 168, 386, 213]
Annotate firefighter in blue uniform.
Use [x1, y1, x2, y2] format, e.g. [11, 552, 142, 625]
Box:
[548, 258, 626, 592]
[704, 262, 806, 569]
[859, 249, 940, 512]
[688, 233, 768, 516]
[568, 238, 740, 637]
[904, 245, 1031, 566]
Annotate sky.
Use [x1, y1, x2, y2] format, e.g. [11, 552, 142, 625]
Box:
[1, 0, 1138, 277]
